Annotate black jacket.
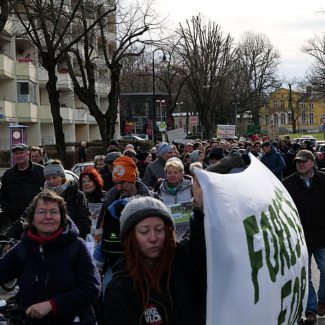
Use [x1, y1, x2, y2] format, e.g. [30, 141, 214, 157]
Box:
[283, 169, 325, 248]
[78, 146, 87, 162]
[0, 219, 100, 325]
[5, 181, 91, 240]
[98, 181, 159, 267]
[101, 210, 206, 325]
[0, 161, 45, 222]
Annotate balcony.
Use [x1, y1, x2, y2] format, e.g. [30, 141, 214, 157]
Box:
[38, 67, 48, 86]
[0, 99, 16, 120]
[74, 107, 88, 123]
[39, 104, 52, 122]
[57, 71, 73, 91]
[16, 60, 38, 81]
[17, 102, 38, 122]
[60, 106, 73, 123]
[0, 54, 15, 79]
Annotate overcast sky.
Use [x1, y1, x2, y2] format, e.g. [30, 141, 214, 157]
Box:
[154, 0, 325, 81]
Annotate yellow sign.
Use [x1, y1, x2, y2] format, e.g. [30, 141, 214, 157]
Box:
[159, 122, 166, 128]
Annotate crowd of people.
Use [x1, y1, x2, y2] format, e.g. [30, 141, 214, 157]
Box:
[0, 133, 323, 324]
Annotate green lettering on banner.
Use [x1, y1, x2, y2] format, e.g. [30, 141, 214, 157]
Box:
[243, 215, 263, 304]
[260, 211, 279, 282]
[268, 204, 292, 276]
[277, 279, 292, 325]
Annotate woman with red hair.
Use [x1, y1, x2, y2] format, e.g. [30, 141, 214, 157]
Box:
[101, 180, 206, 325]
[79, 167, 104, 203]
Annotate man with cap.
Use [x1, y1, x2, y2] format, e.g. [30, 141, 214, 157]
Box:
[0, 143, 45, 223]
[100, 149, 122, 192]
[94, 156, 159, 300]
[260, 140, 286, 181]
[283, 150, 325, 323]
[142, 142, 175, 189]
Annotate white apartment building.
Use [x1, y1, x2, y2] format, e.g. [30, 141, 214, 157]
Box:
[0, 7, 120, 150]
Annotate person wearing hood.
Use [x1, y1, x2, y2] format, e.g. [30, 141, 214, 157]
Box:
[190, 150, 208, 169]
[157, 158, 193, 205]
[260, 141, 286, 181]
[0, 190, 101, 325]
[5, 161, 91, 240]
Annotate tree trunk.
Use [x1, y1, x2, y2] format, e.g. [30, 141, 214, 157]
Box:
[46, 67, 67, 165]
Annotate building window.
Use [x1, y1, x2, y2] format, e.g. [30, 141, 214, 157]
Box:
[265, 115, 269, 125]
[308, 103, 314, 109]
[273, 100, 277, 109]
[281, 114, 286, 125]
[308, 112, 314, 124]
[247, 119, 254, 126]
[302, 113, 306, 124]
[301, 103, 306, 109]
[17, 81, 37, 103]
[280, 100, 285, 108]
[288, 114, 292, 123]
[273, 114, 278, 125]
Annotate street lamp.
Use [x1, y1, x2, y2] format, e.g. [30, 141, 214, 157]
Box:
[176, 102, 183, 128]
[152, 49, 169, 147]
[156, 100, 166, 140]
[232, 102, 240, 129]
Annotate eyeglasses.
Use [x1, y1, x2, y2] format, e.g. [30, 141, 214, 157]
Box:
[36, 209, 60, 217]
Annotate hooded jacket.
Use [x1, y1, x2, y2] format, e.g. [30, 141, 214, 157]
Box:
[159, 175, 193, 205]
[260, 146, 286, 181]
[0, 219, 101, 325]
[101, 210, 206, 325]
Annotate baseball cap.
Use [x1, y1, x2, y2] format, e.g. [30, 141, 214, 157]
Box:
[293, 150, 315, 162]
[12, 143, 29, 152]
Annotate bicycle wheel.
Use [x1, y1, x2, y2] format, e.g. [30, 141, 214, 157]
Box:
[0, 244, 18, 292]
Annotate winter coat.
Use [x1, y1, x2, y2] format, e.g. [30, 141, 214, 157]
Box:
[260, 146, 286, 181]
[283, 169, 325, 248]
[101, 210, 206, 325]
[142, 157, 166, 189]
[78, 146, 87, 162]
[4, 181, 91, 240]
[95, 181, 159, 267]
[0, 161, 45, 222]
[0, 219, 101, 325]
[100, 165, 115, 192]
[158, 175, 193, 205]
[84, 187, 104, 204]
[136, 160, 150, 179]
[283, 148, 297, 178]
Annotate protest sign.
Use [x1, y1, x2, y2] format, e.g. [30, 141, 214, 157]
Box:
[217, 125, 236, 138]
[86, 203, 102, 249]
[195, 155, 308, 325]
[165, 202, 192, 240]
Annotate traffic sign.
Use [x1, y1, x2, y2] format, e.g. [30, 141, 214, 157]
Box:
[322, 125, 325, 131]
[321, 118, 325, 125]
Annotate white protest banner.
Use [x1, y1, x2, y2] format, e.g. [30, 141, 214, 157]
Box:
[217, 124, 236, 138]
[195, 155, 308, 325]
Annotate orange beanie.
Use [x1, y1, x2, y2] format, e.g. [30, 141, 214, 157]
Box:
[112, 156, 137, 182]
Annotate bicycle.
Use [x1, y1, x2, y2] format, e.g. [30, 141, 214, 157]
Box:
[0, 235, 19, 292]
[0, 297, 26, 325]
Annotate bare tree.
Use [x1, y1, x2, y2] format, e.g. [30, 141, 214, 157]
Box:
[67, 0, 167, 150]
[302, 32, 325, 92]
[236, 31, 282, 124]
[12, 0, 116, 162]
[0, 0, 20, 33]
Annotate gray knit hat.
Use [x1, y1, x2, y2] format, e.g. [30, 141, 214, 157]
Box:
[105, 151, 122, 163]
[120, 197, 174, 241]
[190, 150, 200, 163]
[44, 163, 65, 179]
